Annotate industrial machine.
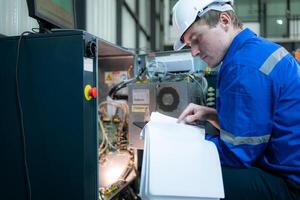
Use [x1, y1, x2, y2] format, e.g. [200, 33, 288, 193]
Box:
[0, 7, 136, 198]
[97, 41, 137, 200]
[127, 51, 209, 149]
[0, 0, 140, 199]
[96, 49, 211, 195]
[0, 30, 139, 200]
[0, 31, 98, 200]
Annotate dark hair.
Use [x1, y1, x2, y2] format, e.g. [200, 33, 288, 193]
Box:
[198, 10, 243, 29]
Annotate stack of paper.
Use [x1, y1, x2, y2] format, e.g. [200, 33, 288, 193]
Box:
[139, 112, 224, 200]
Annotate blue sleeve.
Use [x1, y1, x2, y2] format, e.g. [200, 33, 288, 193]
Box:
[206, 64, 275, 167]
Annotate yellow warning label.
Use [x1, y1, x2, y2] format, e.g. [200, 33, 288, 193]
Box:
[132, 105, 149, 113]
[105, 74, 112, 81]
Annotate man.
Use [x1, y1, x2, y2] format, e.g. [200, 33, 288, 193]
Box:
[173, 0, 300, 199]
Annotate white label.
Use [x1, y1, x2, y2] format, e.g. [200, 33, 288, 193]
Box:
[132, 89, 149, 104]
[84, 58, 93, 72]
[132, 105, 149, 113]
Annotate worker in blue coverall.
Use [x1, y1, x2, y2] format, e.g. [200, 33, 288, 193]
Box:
[173, 0, 300, 199]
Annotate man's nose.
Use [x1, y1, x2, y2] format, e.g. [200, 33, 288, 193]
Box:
[191, 47, 200, 57]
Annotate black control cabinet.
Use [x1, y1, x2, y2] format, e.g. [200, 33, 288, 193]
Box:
[0, 31, 98, 200]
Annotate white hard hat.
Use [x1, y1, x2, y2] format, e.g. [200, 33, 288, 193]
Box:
[172, 0, 234, 51]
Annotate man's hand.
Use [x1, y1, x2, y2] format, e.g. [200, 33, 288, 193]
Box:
[177, 103, 219, 129]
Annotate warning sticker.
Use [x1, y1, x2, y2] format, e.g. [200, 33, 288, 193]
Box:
[105, 73, 112, 81]
[104, 71, 128, 85]
[104, 72, 113, 86]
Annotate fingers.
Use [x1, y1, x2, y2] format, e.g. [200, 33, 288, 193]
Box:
[185, 114, 200, 123]
[177, 103, 196, 123]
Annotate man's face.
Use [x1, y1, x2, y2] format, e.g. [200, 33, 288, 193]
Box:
[183, 19, 229, 67]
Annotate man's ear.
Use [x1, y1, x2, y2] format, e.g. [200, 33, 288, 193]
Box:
[219, 12, 231, 31]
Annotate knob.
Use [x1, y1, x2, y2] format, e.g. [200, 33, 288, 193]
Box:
[88, 87, 98, 98]
[86, 41, 97, 58]
[84, 85, 97, 101]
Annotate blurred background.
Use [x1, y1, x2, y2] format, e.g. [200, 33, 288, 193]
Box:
[1, 0, 300, 53]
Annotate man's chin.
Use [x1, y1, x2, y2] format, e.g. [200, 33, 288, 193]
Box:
[208, 61, 222, 68]
[206, 61, 216, 68]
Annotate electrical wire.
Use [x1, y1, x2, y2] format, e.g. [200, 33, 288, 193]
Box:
[98, 118, 110, 156]
[163, 71, 208, 105]
[100, 118, 117, 150]
[16, 31, 34, 200]
[98, 100, 129, 156]
[188, 73, 208, 105]
[31, 28, 40, 33]
[108, 78, 135, 99]
[107, 65, 147, 100]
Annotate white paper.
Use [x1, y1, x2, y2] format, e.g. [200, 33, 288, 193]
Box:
[139, 112, 224, 200]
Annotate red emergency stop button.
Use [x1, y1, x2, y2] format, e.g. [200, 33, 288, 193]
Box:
[84, 85, 97, 101]
[89, 87, 98, 98]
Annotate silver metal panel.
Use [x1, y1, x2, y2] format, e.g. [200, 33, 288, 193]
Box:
[98, 39, 135, 58]
[128, 81, 203, 149]
[128, 83, 156, 149]
[97, 39, 135, 102]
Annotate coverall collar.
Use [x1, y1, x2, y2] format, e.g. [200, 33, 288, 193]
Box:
[222, 28, 257, 66]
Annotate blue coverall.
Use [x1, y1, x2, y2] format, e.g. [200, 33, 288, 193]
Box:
[206, 28, 300, 187]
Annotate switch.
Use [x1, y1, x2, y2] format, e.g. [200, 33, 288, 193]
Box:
[88, 87, 98, 98]
[84, 85, 97, 101]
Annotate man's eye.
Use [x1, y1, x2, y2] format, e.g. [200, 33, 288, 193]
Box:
[191, 39, 198, 46]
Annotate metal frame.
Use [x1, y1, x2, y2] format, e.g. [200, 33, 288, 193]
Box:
[116, 0, 165, 51]
[76, 0, 86, 29]
[259, 0, 295, 38]
[287, 0, 290, 37]
[150, 0, 156, 50]
[116, 0, 123, 46]
[135, 0, 140, 52]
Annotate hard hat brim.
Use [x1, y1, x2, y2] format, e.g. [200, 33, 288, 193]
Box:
[174, 39, 186, 51]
